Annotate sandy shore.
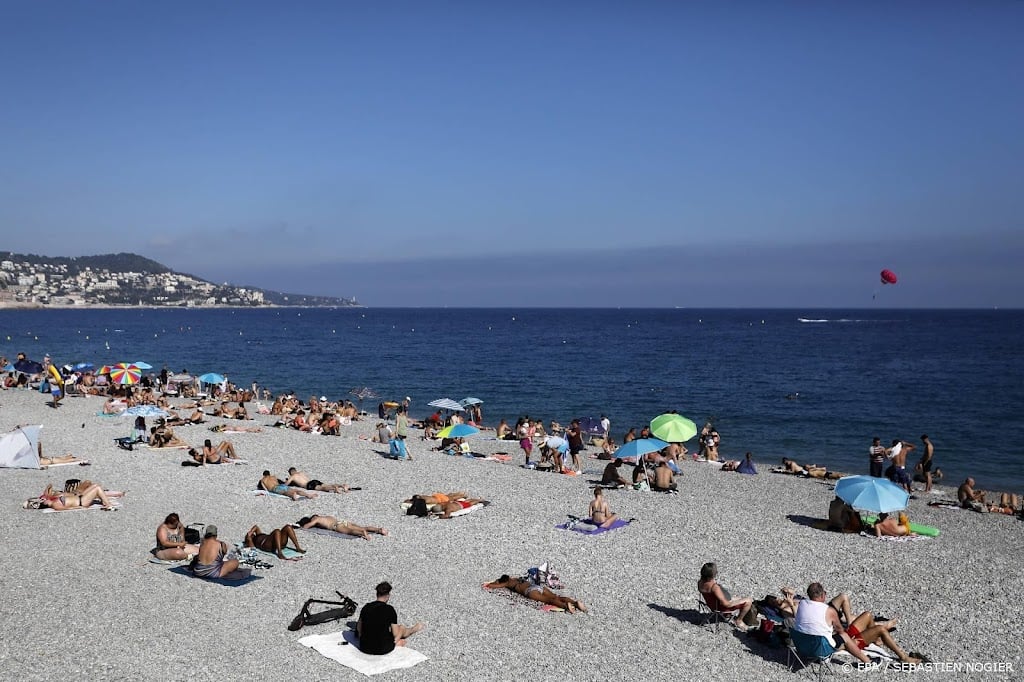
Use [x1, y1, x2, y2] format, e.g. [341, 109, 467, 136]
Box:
[1, 389, 1021, 681]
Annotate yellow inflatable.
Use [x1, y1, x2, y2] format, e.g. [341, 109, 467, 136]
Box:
[383, 401, 400, 409]
[48, 364, 64, 387]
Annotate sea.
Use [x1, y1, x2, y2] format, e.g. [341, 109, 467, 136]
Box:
[2, 308, 1022, 492]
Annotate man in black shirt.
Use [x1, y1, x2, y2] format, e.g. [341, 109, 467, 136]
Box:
[356, 582, 424, 654]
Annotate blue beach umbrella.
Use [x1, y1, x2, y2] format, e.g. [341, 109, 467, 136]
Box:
[72, 362, 95, 372]
[834, 475, 910, 514]
[198, 372, 226, 385]
[132, 361, 153, 370]
[436, 423, 480, 439]
[611, 438, 669, 461]
[460, 397, 483, 406]
[3, 363, 15, 372]
[428, 398, 465, 412]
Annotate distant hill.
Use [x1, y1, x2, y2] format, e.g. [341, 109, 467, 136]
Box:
[0, 251, 358, 307]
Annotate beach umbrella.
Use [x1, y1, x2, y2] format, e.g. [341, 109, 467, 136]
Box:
[3, 363, 15, 372]
[428, 398, 465, 412]
[170, 373, 193, 382]
[834, 475, 910, 514]
[132, 361, 153, 370]
[198, 372, 226, 385]
[460, 397, 483, 406]
[108, 363, 142, 385]
[650, 413, 697, 443]
[72, 362, 94, 372]
[14, 359, 44, 375]
[436, 424, 480, 439]
[124, 405, 170, 418]
[611, 438, 669, 461]
[98, 365, 113, 375]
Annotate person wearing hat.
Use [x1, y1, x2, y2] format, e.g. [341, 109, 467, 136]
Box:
[192, 525, 249, 580]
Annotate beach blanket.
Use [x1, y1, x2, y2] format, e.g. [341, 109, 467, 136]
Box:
[297, 527, 361, 540]
[298, 630, 428, 676]
[181, 458, 249, 466]
[859, 531, 932, 543]
[167, 564, 261, 586]
[481, 584, 565, 613]
[148, 556, 187, 565]
[250, 489, 312, 501]
[927, 501, 962, 510]
[234, 542, 304, 561]
[556, 517, 631, 535]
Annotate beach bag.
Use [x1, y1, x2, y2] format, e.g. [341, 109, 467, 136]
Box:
[389, 438, 408, 459]
[407, 496, 428, 517]
[184, 523, 205, 545]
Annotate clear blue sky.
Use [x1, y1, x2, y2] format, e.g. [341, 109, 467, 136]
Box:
[2, 1, 1021, 307]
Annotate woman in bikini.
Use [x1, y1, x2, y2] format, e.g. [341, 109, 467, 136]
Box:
[154, 512, 200, 561]
[588, 487, 619, 528]
[297, 515, 388, 540]
[244, 524, 306, 559]
[29, 483, 117, 511]
[484, 575, 587, 613]
[202, 438, 238, 463]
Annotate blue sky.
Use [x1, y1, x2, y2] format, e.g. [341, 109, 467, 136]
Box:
[2, 1, 1021, 307]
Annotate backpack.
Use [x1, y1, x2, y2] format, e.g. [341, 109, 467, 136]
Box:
[407, 496, 428, 517]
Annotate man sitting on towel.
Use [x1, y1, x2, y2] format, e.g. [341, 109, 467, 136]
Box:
[357, 582, 424, 655]
[601, 459, 629, 487]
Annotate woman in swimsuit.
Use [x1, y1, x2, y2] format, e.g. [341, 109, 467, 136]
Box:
[31, 483, 116, 511]
[697, 562, 754, 630]
[155, 512, 200, 560]
[484, 575, 587, 613]
[244, 524, 306, 559]
[297, 515, 388, 540]
[588, 487, 619, 528]
[203, 438, 238, 463]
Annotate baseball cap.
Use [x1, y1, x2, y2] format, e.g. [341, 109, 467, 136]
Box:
[204, 525, 218, 537]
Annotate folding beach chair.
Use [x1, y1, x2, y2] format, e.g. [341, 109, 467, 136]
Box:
[787, 630, 838, 680]
[697, 591, 739, 633]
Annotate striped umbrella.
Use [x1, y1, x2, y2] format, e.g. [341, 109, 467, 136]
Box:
[109, 363, 142, 385]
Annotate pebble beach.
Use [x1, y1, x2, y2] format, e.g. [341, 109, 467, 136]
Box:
[1, 389, 1021, 681]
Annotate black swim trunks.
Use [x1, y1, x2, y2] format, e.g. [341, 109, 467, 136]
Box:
[306, 480, 322, 490]
[920, 459, 932, 473]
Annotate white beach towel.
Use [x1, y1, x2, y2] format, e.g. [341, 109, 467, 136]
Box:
[249, 489, 312, 501]
[41, 460, 90, 469]
[42, 502, 121, 514]
[298, 630, 427, 676]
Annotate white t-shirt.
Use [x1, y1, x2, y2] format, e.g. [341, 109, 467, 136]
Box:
[887, 443, 902, 460]
[793, 599, 835, 645]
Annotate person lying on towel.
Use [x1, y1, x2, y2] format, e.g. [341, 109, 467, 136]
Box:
[404, 492, 486, 519]
[244, 524, 306, 559]
[484, 575, 587, 613]
[297, 515, 388, 540]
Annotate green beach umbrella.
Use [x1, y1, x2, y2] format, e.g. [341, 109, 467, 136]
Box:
[649, 413, 697, 443]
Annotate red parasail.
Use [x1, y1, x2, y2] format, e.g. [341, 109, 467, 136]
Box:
[880, 269, 898, 285]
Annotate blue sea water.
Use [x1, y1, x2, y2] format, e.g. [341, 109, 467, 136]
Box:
[1, 308, 1022, 492]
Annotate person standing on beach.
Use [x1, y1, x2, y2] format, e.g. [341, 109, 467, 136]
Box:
[566, 419, 584, 473]
[885, 439, 916, 493]
[916, 435, 935, 493]
[868, 437, 886, 477]
[395, 405, 411, 460]
[357, 582, 424, 654]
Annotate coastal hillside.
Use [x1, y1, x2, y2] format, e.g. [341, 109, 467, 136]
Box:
[0, 251, 358, 308]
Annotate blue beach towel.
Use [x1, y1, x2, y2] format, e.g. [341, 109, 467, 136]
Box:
[234, 542, 305, 560]
[556, 518, 631, 534]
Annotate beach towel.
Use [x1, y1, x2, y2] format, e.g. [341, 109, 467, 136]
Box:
[39, 495, 123, 513]
[298, 630, 428, 676]
[297, 527, 361, 540]
[234, 542, 304, 561]
[481, 583, 565, 613]
[859, 531, 932, 543]
[148, 556, 187, 565]
[182, 458, 249, 466]
[556, 517, 631, 534]
[927, 501, 962, 510]
[250, 489, 312, 501]
[167, 564, 261, 586]
[398, 500, 488, 518]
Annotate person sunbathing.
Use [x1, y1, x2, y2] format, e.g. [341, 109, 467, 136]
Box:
[28, 483, 117, 511]
[149, 425, 189, 448]
[284, 468, 348, 493]
[760, 586, 857, 624]
[588, 487, 619, 528]
[780, 458, 843, 479]
[290, 411, 313, 432]
[39, 453, 87, 468]
[244, 524, 306, 559]
[102, 398, 127, 414]
[698, 562, 754, 630]
[154, 512, 200, 561]
[259, 471, 317, 499]
[202, 438, 239, 463]
[872, 512, 912, 537]
[600, 459, 629, 487]
[297, 514, 388, 540]
[404, 492, 485, 518]
[484, 575, 587, 613]
[192, 525, 249, 580]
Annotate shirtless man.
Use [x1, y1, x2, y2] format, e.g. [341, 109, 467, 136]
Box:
[958, 477, 987, 510]
[285, 467, 348, 493]
[885, 439, 916, 493]
[244, 524, 306, 559]
[600, 459, 629, 487]
[916, 435, 935, 493]
[297, 514, 388, 540]
[259, 471, 317, 500]
[588, 487, 619, 528]
[652, 459, 678, 492]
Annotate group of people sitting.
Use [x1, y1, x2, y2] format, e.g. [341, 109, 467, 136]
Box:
[957, 477, 1020, 514]
[697, 562, 923, 665]
[599, 458, 678, 492]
